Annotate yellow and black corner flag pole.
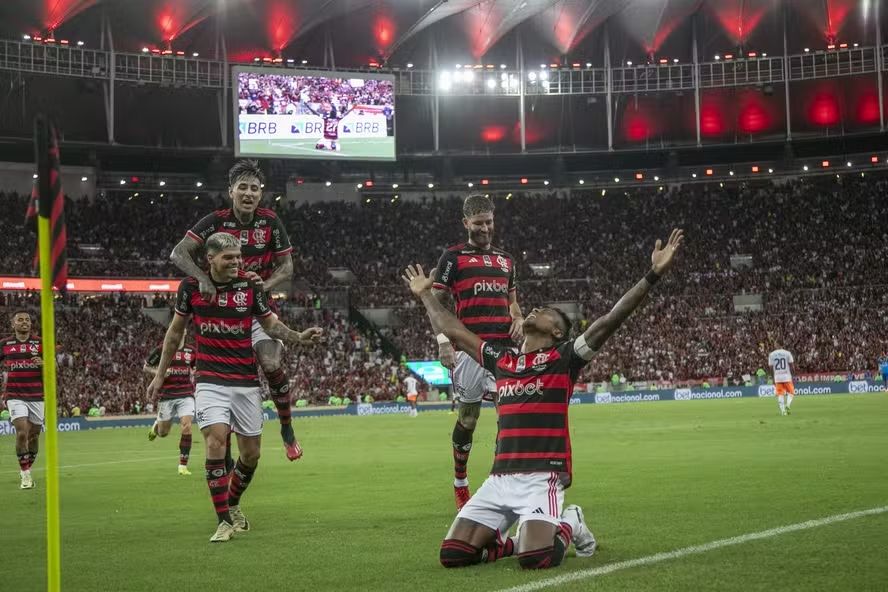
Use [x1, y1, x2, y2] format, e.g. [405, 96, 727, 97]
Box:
[29, 114, 67, 592]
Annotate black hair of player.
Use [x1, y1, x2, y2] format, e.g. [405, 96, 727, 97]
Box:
[552, 308, 573, 340]
[11, 309, 32, 320]
[463, 194, 494, 218]
[228, 159, 265, 188]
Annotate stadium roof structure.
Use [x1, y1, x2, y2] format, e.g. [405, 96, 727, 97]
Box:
[0, 1, 876, 67]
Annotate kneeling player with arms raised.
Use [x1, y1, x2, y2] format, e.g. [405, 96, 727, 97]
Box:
[149, 232, 323, 542]
[403, 229, 684, 570]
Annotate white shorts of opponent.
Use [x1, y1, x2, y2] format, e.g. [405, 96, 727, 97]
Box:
[6, 399, 45, 426]
[156, 397, 195, 422]
[452, 350, 496, 404]
[194, 384, 264, 437]
[251, 318, 283, 348]
[456, 472, 565, 534]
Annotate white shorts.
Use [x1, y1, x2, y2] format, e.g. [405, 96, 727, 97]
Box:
[194, 384, 264, 436]
[156, 397, 195, 422]
[251, 318, 283, 348]
[6, 399, 44, 426]
[452, 350, 496, 404]
[456, 472, 565, 533]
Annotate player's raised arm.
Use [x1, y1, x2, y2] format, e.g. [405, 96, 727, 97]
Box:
[257, 313, 325, 346]
[170, 233, 215, 301]
[403, 264, 482, 363]
[580, 229, 685, 355]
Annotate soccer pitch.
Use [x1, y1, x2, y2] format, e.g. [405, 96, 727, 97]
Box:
[238, 137, 395, 160]
[3, 395, 887, 592]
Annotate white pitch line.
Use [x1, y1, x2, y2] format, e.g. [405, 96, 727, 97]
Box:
[11, 456, 174, 473]
[497, 505, 888, 592]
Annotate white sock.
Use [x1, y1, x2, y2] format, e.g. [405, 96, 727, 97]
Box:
[454, 477, 469, 488]
[777, 396, 785, 414]
[786, 395, 794, 408]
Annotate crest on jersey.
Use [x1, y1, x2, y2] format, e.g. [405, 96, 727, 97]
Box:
[515, 355, 526, 373]
[253, 228, 267, 246]
[531, 352, 550, 368]
[482, 255, 493, 267]
[217, 292, 228, 307]
[239, 230, 250, 245]
[232, 291, 248, 307]
[497, 255, 510, 273]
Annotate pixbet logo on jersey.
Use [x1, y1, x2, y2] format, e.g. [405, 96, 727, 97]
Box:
[473, 280, 509, 296]
[497, 379, 544, 400]
[199, 321, 246, 336]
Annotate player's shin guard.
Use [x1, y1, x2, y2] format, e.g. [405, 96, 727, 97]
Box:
[205, 458, 231, 524]
[17, 451, 31, 472]
[517, 523, 571, 570]
[452, 421, 473, 486]
[228, 458, 257, 507]
[440, 540, 483, 568]
[179, 433, 192, 467]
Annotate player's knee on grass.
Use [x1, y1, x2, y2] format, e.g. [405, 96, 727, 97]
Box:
[457, 402, 481, 431]
[517, 521, 567, 570]
[440, 540, 482, 568]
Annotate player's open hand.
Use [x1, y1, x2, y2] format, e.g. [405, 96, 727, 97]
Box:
[30, 356, 43, 367]
[402, 264, 434, 297]
[297, 327, 324, 346]
[651, 228, 685, 276]
[244, 271, 264, 290]
[438, 341, 456, 369]
[509, 317, 525, 342]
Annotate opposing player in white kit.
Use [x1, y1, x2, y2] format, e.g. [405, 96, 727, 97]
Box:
[433, 195, 524, 510]
[768, 347, 796, 415]
[404, 374, 419, 417]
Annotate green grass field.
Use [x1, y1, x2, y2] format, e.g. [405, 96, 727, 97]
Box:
[3, 394, 887, 592]
[238, 137, 395, 159]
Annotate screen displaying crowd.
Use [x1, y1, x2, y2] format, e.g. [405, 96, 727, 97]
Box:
[237, 73, 394, 116]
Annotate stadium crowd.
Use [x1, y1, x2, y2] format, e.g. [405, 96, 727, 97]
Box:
[2, 175, 888, 413]
[238, 73, 394, 116]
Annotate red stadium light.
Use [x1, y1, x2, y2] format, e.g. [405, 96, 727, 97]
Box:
[151, 49, 161, 54]
[262, 57, 272, 62]
[45, 37, 55, 43]
[706, 169, 714, 176]
[822, 160, 830, 168]
[550, 63, 558, 68]
[176, 51, 185, 56]
[296, 178, 304, 185]
[130, 176, 140, 183]
[33, 36, 42, 41]
[481, 179, 489, 186]
[827, 44, 836, 50]
[747, 51, 757, 58]
[162, 49, 173, 55]
[571, 63, 581, 68]
[364, 180, 374, 188]
[59, 39, 69, 45]
[659, 58, 668, 64]
[872, 156, 879, 163]
[520, 178, 528, 184]
[839, 43, 848, 49]
[724, 53, 733, 60]
[751, 166, 760, 173]
[635, 173, 644, 180]
[272, 58, 283, 63]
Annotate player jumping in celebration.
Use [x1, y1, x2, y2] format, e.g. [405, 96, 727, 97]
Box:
[403, 229, 684, 571]
[433, 194, 524, 510]
[171, 159, 302, 461]
[1, 310, 44, 489]
[150, 233, 323, 542]
[768, 346, 795, 416]
[144, 332, 196, 475]
[404, 373, 419, 417]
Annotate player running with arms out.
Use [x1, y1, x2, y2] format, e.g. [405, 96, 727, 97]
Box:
[433, 194, 524, 510]
[1, 310, 44, 489]
[150, 232, 323, 543]
[144, 332, 197, 475]
[170, 159, 303, 461]
[768, 346, 795, 416]
[404, 229, 684, 570]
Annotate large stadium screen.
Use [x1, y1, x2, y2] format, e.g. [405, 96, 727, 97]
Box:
[405, 361, 452, 386]
[233, 67, 395, 161]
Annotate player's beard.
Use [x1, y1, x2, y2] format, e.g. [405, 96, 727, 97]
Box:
[469, 228, 492, 248]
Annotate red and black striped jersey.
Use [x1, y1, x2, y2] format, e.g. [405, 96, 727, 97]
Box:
[478, 337, 595, 488]
[186, 208, 292, 283]
[0, 335, 43, 401]
[433, 243, 517, 346]
[146, 345, 195, 399]
[174, 271, 272, 388]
